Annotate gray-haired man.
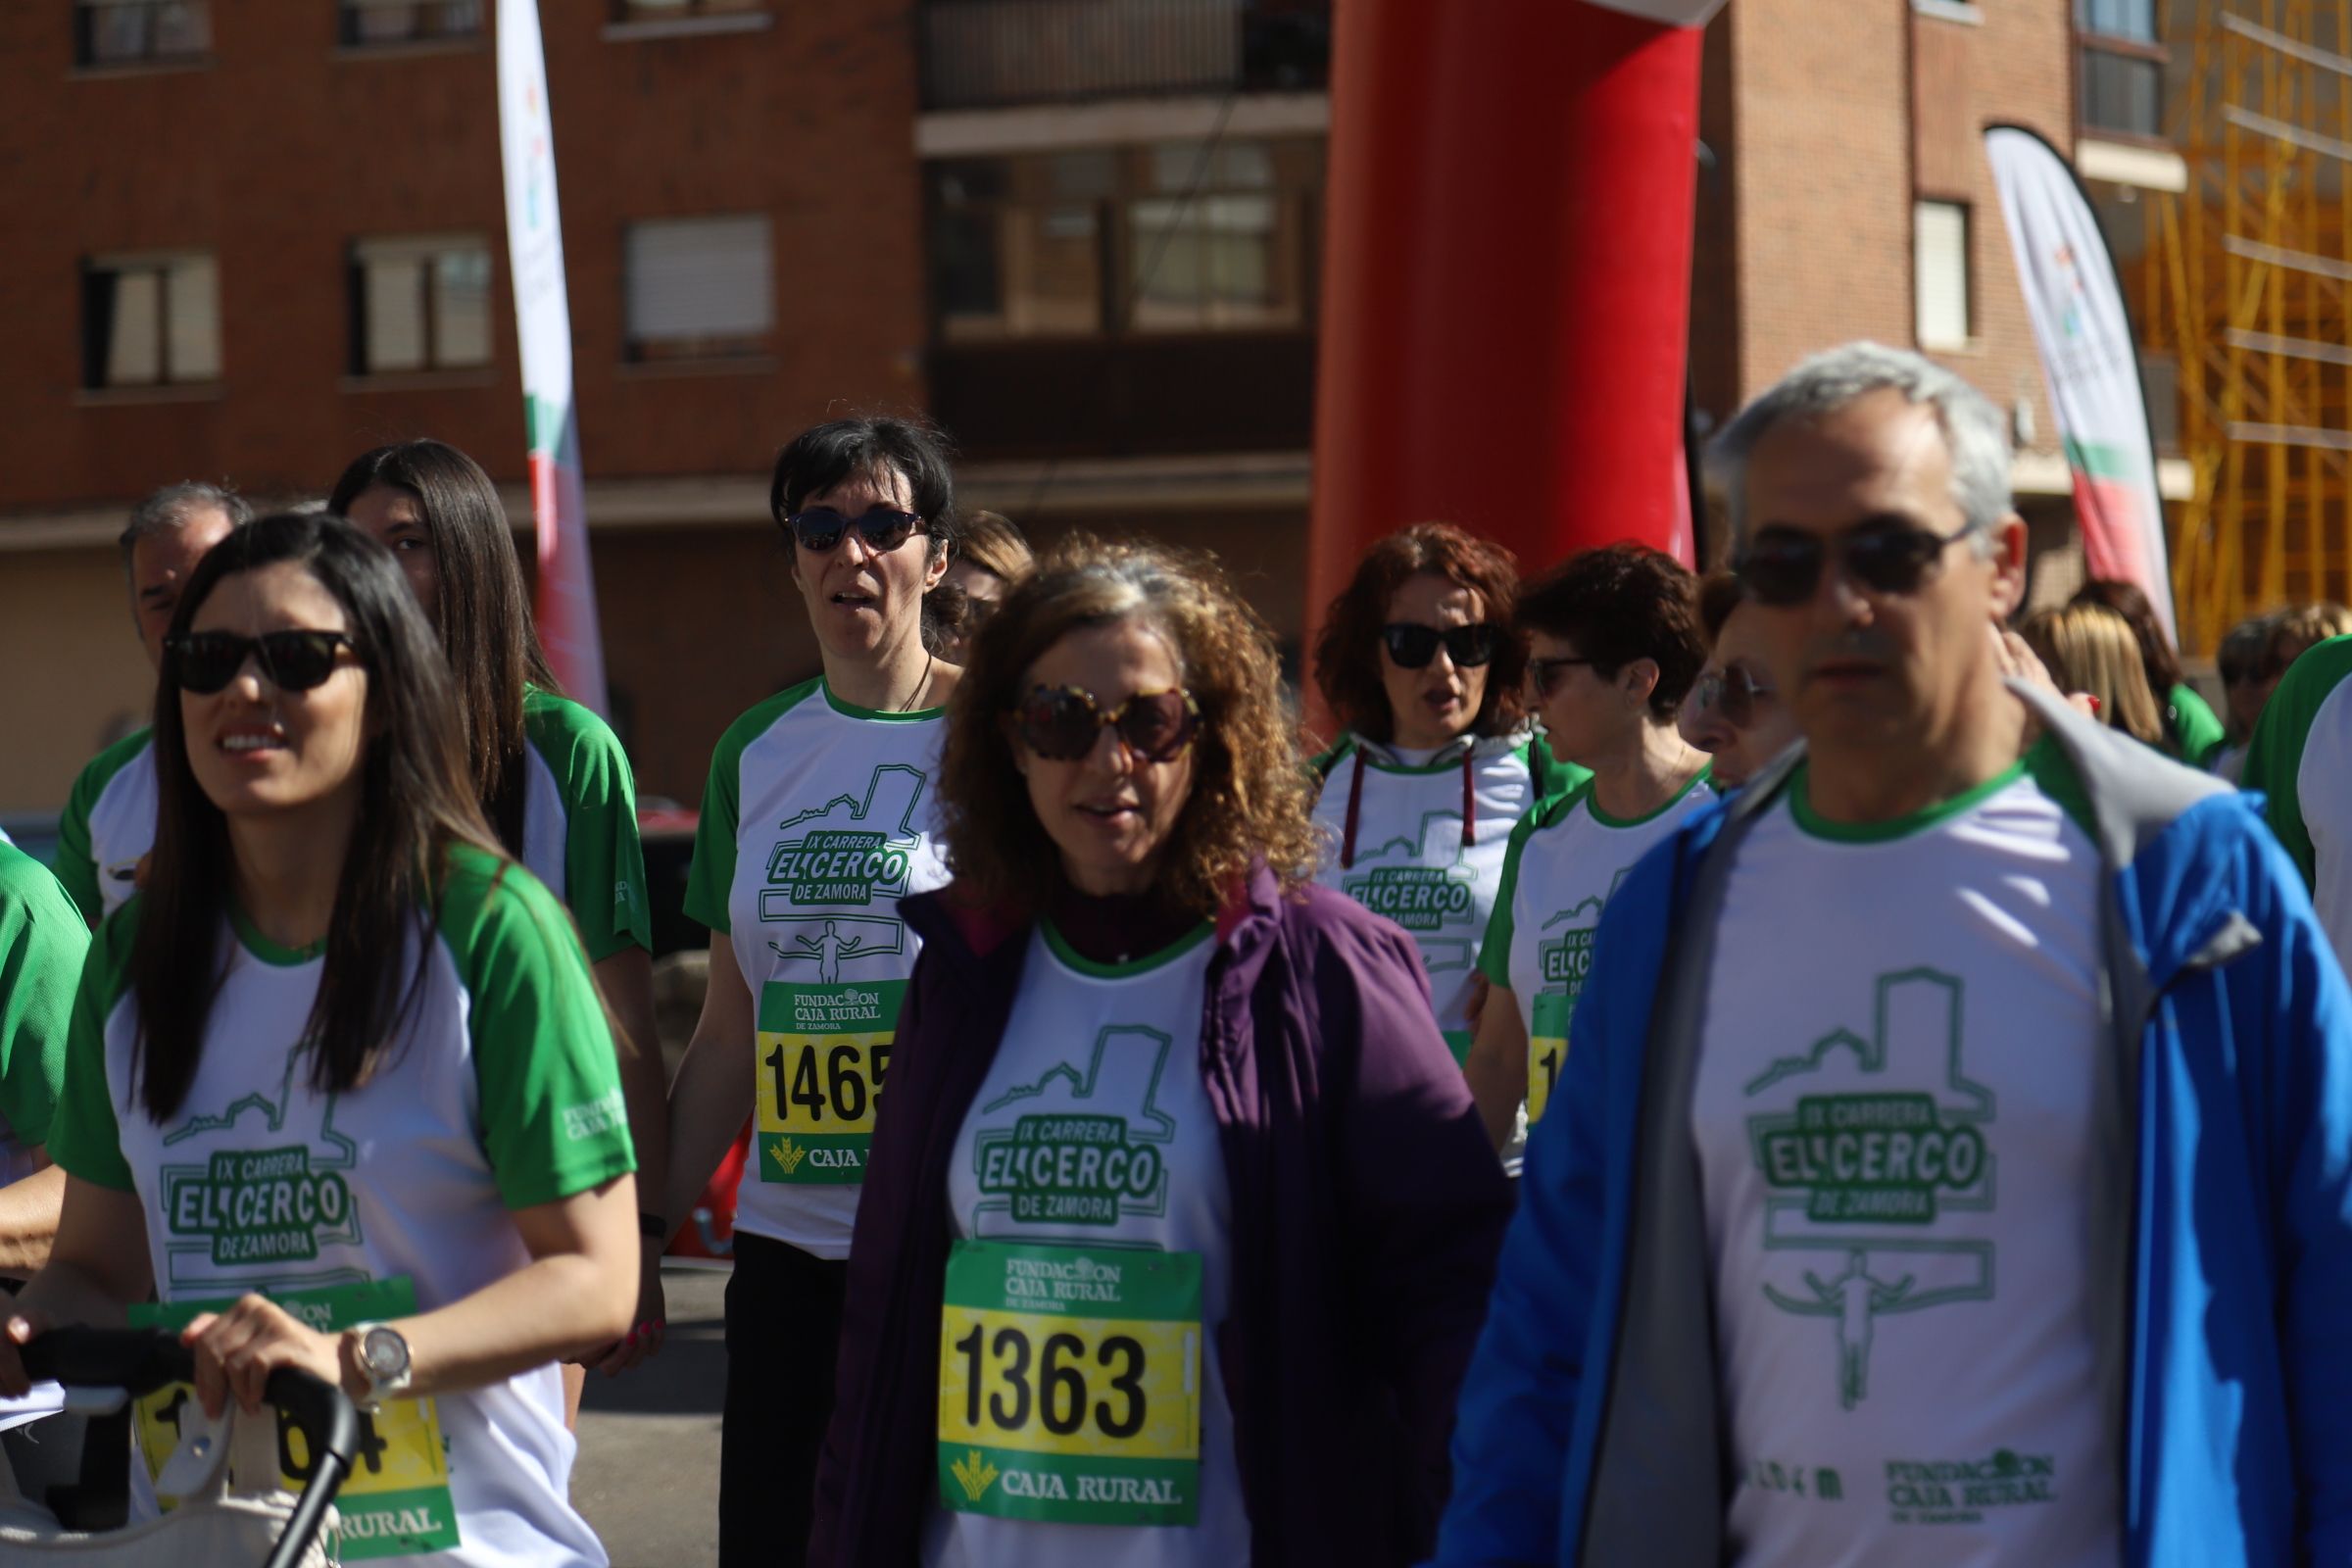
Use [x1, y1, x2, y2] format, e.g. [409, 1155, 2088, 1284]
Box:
[54, 482, 250, 923]
[1435, 342, 2352, 1565]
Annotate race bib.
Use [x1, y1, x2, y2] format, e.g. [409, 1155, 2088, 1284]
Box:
[1527, 992, 1569, 1126]
[754, 980, 902, 1184]
[132, 1277, 460, 1559]
[937, 1240, 1202, 1528]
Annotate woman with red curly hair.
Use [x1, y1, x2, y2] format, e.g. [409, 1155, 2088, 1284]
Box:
[810, 536, 1509, 1567]
[1309, 524, 1581, 1061]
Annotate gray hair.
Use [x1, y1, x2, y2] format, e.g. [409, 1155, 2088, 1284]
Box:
[117, 481, 253, 573]
[1707, 341, 2011, 557]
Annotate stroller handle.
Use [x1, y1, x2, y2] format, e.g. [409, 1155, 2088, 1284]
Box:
[21, 1326, 364, 1568]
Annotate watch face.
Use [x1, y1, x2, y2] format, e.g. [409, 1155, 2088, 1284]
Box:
[363, 1327, 409, 1380]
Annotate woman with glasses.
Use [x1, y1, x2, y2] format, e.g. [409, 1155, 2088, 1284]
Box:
[1307, 524, 1580, 1061]
[1464, 544, 1714, 1157]
[1678, 572, 1797, 789]
[662, 417, 960, 1568]
[329, 440, 668, 1395]
[0, 514, 640, 1562]
[808, 536, 1509, 1567]
[930, 510, 1035, 664]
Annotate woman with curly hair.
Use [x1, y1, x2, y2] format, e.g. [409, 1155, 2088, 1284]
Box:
[1308, 523, 1581, 1061]
[809, 537, 1511, 1567]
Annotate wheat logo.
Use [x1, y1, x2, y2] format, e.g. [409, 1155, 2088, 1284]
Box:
[769, 1138, 808, 1176]
[951, 1448, 999, 1501]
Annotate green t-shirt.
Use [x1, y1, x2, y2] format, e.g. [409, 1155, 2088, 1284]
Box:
[2244, 636, 2352, 982]
[54, 726, 156, 925]
[0, 843, 87, 1173]
[519, 687, 652, 961]
[2165, 682, 2228, 770]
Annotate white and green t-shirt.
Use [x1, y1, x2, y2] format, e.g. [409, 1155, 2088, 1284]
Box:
[518, 687, 652, 962]
[1691, 755, 2120, 1565]
[48, 846, 637, 1567]
[927, 922, 1247, 1568]
[684, 678, 952, 1257]
[55, 726, 157, 924]
[2244, 634, 2352, 978]
[0, 844, 86, 1185]
[1310, 732, 1579, 1063]
[54, 697, 650, 959]
[1480, 768, 1714, 1140]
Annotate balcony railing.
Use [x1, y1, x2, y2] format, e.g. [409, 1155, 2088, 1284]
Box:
[920, 0, 1330, 111]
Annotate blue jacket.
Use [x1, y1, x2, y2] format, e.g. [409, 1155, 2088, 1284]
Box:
[1434, 691, 2352, 1566]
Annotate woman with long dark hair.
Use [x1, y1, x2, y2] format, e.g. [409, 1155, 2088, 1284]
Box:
[330, 441, 668, 1380]
[662, 416, 962, 1566]
[1308, 522, 1579, 1061]
[810, 537, 1510, 1567]
[0, 514, 640, 1564]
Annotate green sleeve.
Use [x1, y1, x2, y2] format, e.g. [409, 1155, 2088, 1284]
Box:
[1525, 732, 1591, 806]
[438, 847, 637, 1210]
[0, 850, 90, 1149]
[2165, 683, 2229, 769]
[525, 692, 653, 962]
[683, 693, 804, 936]
[51, 732, 146, 927]
[46, 902, 137, 1192]
[2244, 637, 2352, 889]
[1478, 807, 1548, 986]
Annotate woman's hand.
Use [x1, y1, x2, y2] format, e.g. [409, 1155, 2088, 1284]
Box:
[181, 1295, 344, 1419]
[0, 1310, 52, 1399]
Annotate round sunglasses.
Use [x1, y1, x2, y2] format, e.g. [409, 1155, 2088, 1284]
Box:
[784, 507, 929, 555]
[1381, 621, 1499, 670]
[1735, 519, 1981, 607]
[167, 630, 358, 696]
[1685, 663, 1777, 728]
[1013, 685, 1200, 762]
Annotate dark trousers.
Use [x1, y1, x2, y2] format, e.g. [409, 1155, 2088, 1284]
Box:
[721, 1231, 849, 1568]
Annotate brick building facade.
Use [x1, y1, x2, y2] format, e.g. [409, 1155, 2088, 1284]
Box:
[0, 0, 2165, 814]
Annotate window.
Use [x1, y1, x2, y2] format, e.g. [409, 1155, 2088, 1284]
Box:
[81, 253, 221, 389]
[350, 236, 493, 375]
[74, 0, 210, 67]
[1914, 200, 1971, 352]
[612, 0, 764, 21]
[930, 138, 1319, 342]
[623, 216, 773, 361]
[2078, 0, 2164, 139]
[338, 0, 481, 47]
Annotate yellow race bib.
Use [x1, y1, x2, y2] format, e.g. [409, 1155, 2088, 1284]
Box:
[754, 980, 903, 1183]
[132, 1277, 459, 1559]
[937, 1240, 1201, 1527]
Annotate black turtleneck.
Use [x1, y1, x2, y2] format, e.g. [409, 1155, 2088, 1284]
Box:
[1044, 879, 1201, 967]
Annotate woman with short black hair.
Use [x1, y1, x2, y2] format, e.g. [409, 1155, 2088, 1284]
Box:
[664, 416, 962, 1567]
[1464, 543, 1715, 1159]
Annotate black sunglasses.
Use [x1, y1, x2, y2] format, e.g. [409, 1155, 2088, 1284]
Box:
[1736, 519, 1982, 607]
[1381, 621, 1499, 670]
[167, 630, 358, 696]
[785, 507, 929, 555]
[1527, 655, 1596, 700]
[1013, 685, 1200, 763]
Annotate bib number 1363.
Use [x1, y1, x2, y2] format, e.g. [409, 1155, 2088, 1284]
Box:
[937, 1240, 1201, 1527]
[754, 980, 903, 1184]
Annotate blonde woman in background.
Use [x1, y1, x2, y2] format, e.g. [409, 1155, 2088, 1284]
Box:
[2020, 602, 2168, 751]
[931, 511, 1036, 663]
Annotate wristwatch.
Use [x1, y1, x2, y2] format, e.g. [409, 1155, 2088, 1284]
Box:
[347, 1322, 414, 1412]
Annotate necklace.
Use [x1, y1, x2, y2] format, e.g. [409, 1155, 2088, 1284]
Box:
[895, 651, 936, 713]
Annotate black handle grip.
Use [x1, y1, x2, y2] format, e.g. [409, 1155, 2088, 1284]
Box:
[20, 1325, 364, 1568]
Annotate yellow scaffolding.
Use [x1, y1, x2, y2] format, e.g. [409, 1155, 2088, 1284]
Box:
[2151, 0, 2352, 652]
